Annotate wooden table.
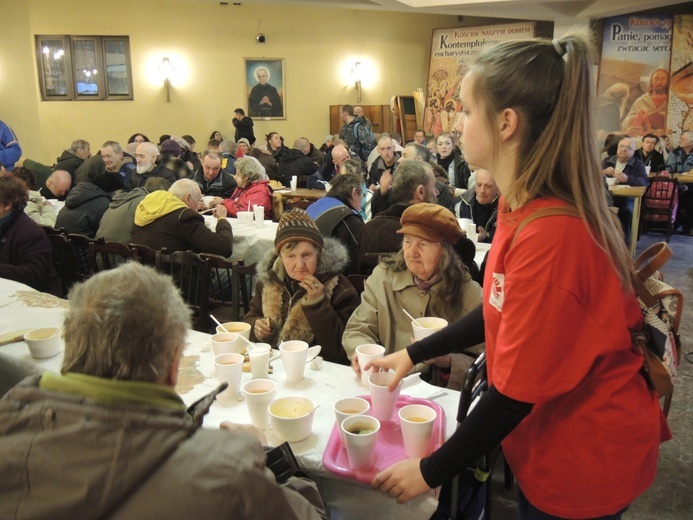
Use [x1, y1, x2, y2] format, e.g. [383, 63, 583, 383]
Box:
[608, 184, 646, 257]
[674, 173, 693, 184]
[274, 188, 326, 201]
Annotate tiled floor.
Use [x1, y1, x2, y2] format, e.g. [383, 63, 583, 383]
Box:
[487, 230, 693, 520]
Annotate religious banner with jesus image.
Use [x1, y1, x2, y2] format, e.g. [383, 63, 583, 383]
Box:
[597, 14, 673, 140]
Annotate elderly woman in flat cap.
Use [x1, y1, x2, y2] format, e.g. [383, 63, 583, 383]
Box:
[244, 208, 360, 365]
[343, 203, 483, 388]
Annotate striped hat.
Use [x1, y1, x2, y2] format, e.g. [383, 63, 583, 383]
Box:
[274, 208, 324, 253]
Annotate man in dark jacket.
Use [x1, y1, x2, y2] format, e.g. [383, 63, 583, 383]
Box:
[131, 179, 233, 256]
[357, 160, 437, 276]
[367, 134, 400, 187]
[192, 150, 236, 199]
[338, 105, 375, 163]
[278, 138, 319, 186]
[635, 134, 665, 173]
[56, 173, 122, 237]
[232, 108, 255, 145]
[306, 173, 364, 275]
[455, 169, 499, 243]
[131, 142, 177, 190]
[21, 139, 91, 186]
[602, 136, 648, 242]
[306, 145, 349, 190]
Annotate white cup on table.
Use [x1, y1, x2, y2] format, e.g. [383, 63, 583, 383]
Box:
[237, 210, 254, 224]
[213, 352, 244, 396]
[242, 378, 276, 429]
[356, 344, 385, 386]
[210, 332, 244, 356]
[254, 206, 265, 227]
[411, 317, 448, 342]
[368, 371, 402, 422]
[341, 415, 381, 471]
[249, 343, 271, 379]
[279, 340, 309, 383]
[290, 176, 298, 191]
[398, 404, 437, 458]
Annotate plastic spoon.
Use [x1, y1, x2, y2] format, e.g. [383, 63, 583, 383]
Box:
[402, 308, 422, 328]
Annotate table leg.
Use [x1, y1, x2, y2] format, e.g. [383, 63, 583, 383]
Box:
[629, 195, 642, 258]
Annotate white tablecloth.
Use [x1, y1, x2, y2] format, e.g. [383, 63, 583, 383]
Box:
[204, 216, 278, 266]
[0, 278, 463, 520]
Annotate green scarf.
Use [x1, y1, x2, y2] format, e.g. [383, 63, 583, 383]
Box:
[40, 372, 185, 411]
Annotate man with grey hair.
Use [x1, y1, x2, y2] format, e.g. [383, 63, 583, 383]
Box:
[19, 139, 91, 185]
[371, 142, 454, 217]
[357, 159, 437, 276]
[277, 137, 319, 186]
[131, 178, 232, 256]
[219, 139, 238, 175]
[192, 149, 236, 200]
[602, 136, 647, 242]
[131, 141, 176, 189]
[0, 262, 327, 519]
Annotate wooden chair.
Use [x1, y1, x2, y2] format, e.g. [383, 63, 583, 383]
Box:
[268, 179, 284, 190]
[201, 253, 256, 326]
[67, 234, 104, 278]
[47, 233, 82, 294]
[89, 241, 137, 273]
[641, 176, 679, 242]
[271, 191, 284, 222]
[156, 250, 210, 332]
[347, 274, 367, 294]
[129, 243, 162, 268]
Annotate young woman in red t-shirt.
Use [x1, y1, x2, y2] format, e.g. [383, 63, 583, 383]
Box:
[367, 34, 669, 519]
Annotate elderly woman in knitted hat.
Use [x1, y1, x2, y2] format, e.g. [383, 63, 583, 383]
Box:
[343, 203, 483, 389]
[244, 209, 360, 365]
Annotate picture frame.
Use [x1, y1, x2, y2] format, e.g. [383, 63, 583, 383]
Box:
[244, 58, 285, 120]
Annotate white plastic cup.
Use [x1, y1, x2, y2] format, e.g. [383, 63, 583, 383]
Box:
[213, 352, 244, 395]
[411, 317, 448, 342]
[249, 343, 271, 379]
[356, 344, 386, 386]
[606, 176, 617, 186]
[237, 210, 254, 224]
[645, 165, 651, 175]
[341, 415, 381, 471]
[254, 206, 265, 227]
[242, 378, 276, 429]
[279, 340, 309, 383]
[399, 404, 437, 458]
[334, 397, 371, 445]
[290, 176, 298, 191]
[269, 396, 316, 442]
[465, 222, 478, 242]
[368, 372, 403, 422]
[210, 332, 244, 356]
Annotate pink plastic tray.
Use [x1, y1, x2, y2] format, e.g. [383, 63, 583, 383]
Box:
[322, 394, 446, 483]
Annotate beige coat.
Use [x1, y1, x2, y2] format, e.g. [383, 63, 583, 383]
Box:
[342, 264, 483, 389]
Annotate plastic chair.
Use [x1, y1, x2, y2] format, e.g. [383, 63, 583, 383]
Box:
[347, 274, 367, 294]
[156, 250, 210, 332]
[641, 176, 679, 242]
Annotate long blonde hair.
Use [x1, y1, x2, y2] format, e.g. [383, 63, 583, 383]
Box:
[470, 34, 631, 287]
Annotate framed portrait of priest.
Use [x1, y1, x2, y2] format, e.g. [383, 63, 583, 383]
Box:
[244, 58, 285, 119]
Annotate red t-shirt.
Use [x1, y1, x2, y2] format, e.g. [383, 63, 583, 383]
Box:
[483, 197, 669, 518]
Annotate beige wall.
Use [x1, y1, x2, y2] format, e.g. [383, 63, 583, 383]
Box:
[0, 0, 455, 164]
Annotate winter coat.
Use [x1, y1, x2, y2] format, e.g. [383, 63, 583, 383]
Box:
[159, 154, 193, 180]
[277, 149, 319, 186]
[306, 196, 364, 275]
[356, 202, 409, 276]
[0, 375, 326, 520]
[55, 182, 111, 237]
[232, 115, 256, 144]
[192, 169, 237, 198]
[456, 189, 498, 243]
[131, 190, 233, 256]
[96, 187, 148, 243]
[129, 163, 177, 190]
[221, 180, 273, 219]
[343, 263, 483, 390]
[244, 238, 360, 365]
[0, 210, 62, 296]
[53, 149, 85, 178]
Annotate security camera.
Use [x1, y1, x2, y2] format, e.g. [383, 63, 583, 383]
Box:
[256, 34, 266, 43]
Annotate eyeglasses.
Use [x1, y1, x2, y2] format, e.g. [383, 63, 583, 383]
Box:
[617, 145, 633, 150]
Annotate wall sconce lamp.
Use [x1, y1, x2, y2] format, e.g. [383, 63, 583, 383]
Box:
[352, 61, 362, 103]
[159, 57, 175, 103]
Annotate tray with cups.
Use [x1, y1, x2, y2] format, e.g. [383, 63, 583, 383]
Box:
[322, 394, 445, 483]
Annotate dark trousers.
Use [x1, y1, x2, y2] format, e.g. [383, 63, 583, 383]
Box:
[612, 195, 634, 244]
[518, 488, 627, 520]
